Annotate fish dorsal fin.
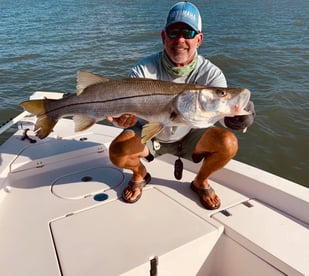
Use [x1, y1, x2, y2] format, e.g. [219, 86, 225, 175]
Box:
[77, 70, 110, 95]
[141, 122, 164, 143]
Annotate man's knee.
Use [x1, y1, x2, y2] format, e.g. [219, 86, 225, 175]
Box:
[214, 128, 238, 157]
[199, 127, 238, 158]
[222, 129, 238, 157]
[109, 130, 135, 159]
[110, 130, 136, 154]
[109, 130, 146, 167]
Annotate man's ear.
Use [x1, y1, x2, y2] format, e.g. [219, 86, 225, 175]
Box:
[161, 30, 166, 44]
[196, 33, 204, 48]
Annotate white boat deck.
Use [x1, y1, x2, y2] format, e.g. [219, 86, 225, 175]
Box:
[0, 118, 308, 276]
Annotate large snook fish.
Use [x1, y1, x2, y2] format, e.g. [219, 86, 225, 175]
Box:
[20, 71, 251, 143]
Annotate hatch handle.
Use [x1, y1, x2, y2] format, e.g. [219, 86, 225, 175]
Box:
[150, 256, 158, 276]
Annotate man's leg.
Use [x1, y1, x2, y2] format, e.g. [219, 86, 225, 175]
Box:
[192, 127, 238, 209]
[109, 130, 149, 202]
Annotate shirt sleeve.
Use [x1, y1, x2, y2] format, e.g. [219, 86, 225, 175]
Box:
[208, 69, 227, 87]
[129, 52, 162, 79]
[192, 57, 227, 88]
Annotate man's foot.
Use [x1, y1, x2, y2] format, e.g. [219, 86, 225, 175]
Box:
[122, 173, 151, 203]
[190, 182, 221, 210]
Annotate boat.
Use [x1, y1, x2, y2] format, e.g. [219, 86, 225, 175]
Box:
[0, 91, 308, 276]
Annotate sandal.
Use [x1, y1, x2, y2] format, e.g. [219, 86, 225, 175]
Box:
[190, 182, 221, 210]
[122, 173, 151, 203]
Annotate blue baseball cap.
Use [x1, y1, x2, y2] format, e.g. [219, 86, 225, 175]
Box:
[165, 1, 202, 33]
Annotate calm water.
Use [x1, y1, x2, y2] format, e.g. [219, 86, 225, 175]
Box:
[0, 0, 308, 187]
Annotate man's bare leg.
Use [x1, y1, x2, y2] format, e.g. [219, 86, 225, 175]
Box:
[109, 130, 149, 202]
[192, 127, 238, 209]
[109, 127, 238, 207]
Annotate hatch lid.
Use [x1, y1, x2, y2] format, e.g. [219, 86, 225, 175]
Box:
[50, 188, 218, 275]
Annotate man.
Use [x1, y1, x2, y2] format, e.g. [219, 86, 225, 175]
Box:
[108, 1, 254, 209]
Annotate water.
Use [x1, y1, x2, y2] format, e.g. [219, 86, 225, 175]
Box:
[0, 0, 308, 187]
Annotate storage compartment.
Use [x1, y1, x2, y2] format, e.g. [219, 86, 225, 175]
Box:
[10, 133, 108, 173]
[50, 188, 222, 276]
[212, 200, 309, 276]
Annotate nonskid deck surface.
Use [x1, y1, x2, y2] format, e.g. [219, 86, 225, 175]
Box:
[0, 119, 308, 275]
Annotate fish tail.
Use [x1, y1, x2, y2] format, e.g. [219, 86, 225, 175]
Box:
[20, 100, 57, 139]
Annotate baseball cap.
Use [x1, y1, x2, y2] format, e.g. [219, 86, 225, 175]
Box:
[165, 1, 202, 33]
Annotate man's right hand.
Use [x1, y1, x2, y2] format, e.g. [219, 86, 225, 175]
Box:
[106, 114, 138, 128]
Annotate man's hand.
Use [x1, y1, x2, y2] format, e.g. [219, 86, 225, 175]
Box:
[106, 114, 138, 128]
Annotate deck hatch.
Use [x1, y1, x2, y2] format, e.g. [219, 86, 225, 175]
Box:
[50, 188, 220, 275]
[51, 166, 124, 200]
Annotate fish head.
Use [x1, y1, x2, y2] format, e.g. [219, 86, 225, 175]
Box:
[199, 87, 251, 116]
[174, 87, 251, 128]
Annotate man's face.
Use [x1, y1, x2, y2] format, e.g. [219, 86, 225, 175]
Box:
[161, 23, 203, 67]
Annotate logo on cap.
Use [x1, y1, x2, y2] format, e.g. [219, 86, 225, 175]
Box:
[166, 1, 202, 33]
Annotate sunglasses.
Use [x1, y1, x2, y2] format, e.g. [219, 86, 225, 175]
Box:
[166, 28, 198, 39]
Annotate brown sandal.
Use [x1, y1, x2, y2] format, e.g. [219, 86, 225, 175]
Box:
[122, 173, 151, 203]
[190, 182, 221, 210]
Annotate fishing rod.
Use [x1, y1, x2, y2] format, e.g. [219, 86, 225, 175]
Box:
[0, 111, 29, 135]
[0, 91, 66, 136]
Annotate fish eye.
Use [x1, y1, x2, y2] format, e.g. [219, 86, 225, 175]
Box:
[216, 89, 227, 97]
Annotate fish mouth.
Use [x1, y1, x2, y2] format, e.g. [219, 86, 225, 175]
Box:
[233, 89, 251, 116]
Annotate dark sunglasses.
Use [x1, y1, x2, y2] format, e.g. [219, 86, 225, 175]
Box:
[166, 28, 198, 39]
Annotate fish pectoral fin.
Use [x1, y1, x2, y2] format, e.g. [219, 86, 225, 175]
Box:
[73, 115, 97, 132]
[77, 71, 110, 95]
[141, 123, 164, 144]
